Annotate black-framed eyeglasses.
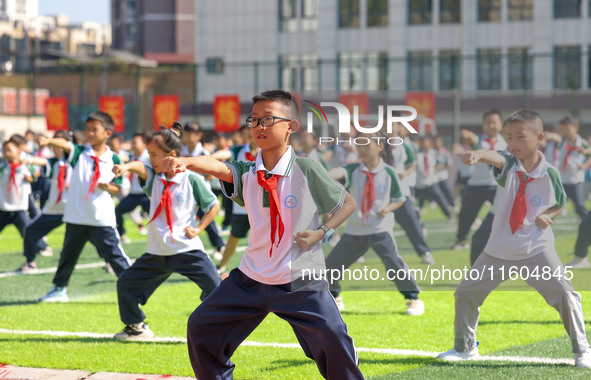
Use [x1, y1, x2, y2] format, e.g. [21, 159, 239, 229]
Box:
[246, 115, 292, 129]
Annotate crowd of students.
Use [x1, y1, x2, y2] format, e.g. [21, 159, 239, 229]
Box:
[2, 90, 591, 378]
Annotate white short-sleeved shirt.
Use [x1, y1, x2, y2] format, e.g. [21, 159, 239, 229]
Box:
[391, 143, 415, 197]
[341, 159, 405, 236]
[221, 146, 346, 285]
[41, 158, 72, 215]
[129, 150, 150, 194]
[0, 162, 33, 211]
[415, 149, 439, 189]
[142, 166, 218, 256]
[182, 142, 209, 158]
[484, 152, 566, 261]
[555, 135, 589, 185]
[468, 135, 507, 186]
[62, 144, 122, 227]
[436, 148, 452, 181]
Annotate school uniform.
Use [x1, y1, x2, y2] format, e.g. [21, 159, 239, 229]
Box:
[183, 143, 225, 251]
[117, 166, 221, 325]
[115, 149, 151, 237]
[555, 135, 589, 219]
[391, 144, 432, 258]
[23, 158, 72, 263]
[415, 149, 452, 218]
[0, 161, 35, 237]
[456, 135, 507, 242]
[227, 144, 255, 238]
[454, 151, 589, 355]
[456, 145, 474, 187]
[187, 146, 364, 380]
[325, 159, 421, 300]
[436, 147, 455, 207]
[51, 144, 131, 287]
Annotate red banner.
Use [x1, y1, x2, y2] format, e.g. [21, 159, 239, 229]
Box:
[214, 95, 240, 132]
[99, 96, 125, 132]
[405, 92, 436, 134]
[339, 93, 369, 126]
[19, 89, 34, 115]
[153, 95, 179, 128]
[1, 88, 17, 115]
[45, 97, 69, 131]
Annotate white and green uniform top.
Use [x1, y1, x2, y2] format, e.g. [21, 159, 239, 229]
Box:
[488, 149, 510, 215]
[341, 159, 405, 236]
[485, 152, 566, 261]
[221, 146, 346, 285]
[436, 147, 452, 181]
[63, 144, 122, 227]
[41, 158, 72, 215]
[142, 166, 218, 256]
[129, 150, 150, 194]
[300, 148, 328, 170]
[467, 135, 507, 186]
[390, 143, 415, 197]
[415, 149, 438, 189]
[556, 134, 590, 185]
[0, 161, 34, 211]
[229, 144, 257, 216]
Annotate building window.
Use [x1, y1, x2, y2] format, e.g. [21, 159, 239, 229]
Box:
[339, 52, 363, 91]
[478, 0, 501, 22]
[280, 0, 298, 32]
[508, 0, 533, 20]
[439, 50, 461, 90]
[508, 48, 532, 89]
[301, 54, 318, 91]
[554, 46, 581, 89]
[407, 51, 433, 90]
[477, 48, 501, 90]
[205, 58, 225, 74]
[367, 0, 388, 27]
[367, 52, 388, 90]
[339, 0, 360, 28]
[408, 0, 432, 25]
[280, 54, 298, 91]
[301, 0, 318, 31]
[440, 0, 461, 24]
[554, 0, 581, 18]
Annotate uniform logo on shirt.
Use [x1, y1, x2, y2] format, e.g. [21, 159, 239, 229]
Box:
[377, 183, 387, 193]
[530, 195, 541, 207]
[284, 195, 298, 209]
[176, 192, 186, 204]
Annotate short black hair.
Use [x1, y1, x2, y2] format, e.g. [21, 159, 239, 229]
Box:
[110, 133, 124, 143]
[483, 109, 503, 121]
[53, 130, 72, 142]
[505, 109, 544, 134]
[87, 111, 114, 131]
[132, 132, 148, 144]
[252, 89, 299, 120]
[558, 114, 579, 127]
[184, 121, 202, 134]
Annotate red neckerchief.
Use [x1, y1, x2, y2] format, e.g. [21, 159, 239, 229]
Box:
[86, 155, 101, 200]
[257, 170, 284, 257]
[361, 170, 377, 224]
[148, 179, 174, 243]
[509, 171, 535, 234]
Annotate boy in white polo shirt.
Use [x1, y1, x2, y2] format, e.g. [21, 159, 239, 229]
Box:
[437, 109, 591, 368]
[38, 111, 131, 302]
[162, 90, 364, 379]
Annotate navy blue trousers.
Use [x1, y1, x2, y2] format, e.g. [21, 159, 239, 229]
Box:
[0, 210, 29, 237]
[197, 208, 225, 250]
[564, 183, 588, 219]
[53, 223, 131, 287]
[416, 184, 452, 218]
[456, 185, 497, 242]
[187, 269, 364, 380]
[115, 193, 151, 236]
[438, 179, 455, 207]
[470, 211, 494, 265]
[394, 198, 431, 257]
[23, 213, 60, 262]
[325, 232, 420, 300]
[117, 250, 220, 325]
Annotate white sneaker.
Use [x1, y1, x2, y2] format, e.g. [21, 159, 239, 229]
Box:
[575, 349, 591, 368]
[39, 246, 53, 257]
[421, 252, 435, 265]
[213, 246, 225, 262]
[121, 235, 132, 244]
[334, 296, 345, 311]
[138, 226, 148, 235]
[437, 347, 480, 361]
[405, 299, 424, 316]
[451, 241, 470, 250]
[567, 257, 591, 269]
[113, 322, 154, 341]
[39, 286, 69, 303]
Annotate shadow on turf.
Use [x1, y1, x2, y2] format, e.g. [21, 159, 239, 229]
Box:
[478, 319, 563, 326]
[0, 300, 39, 306]
[0, 336, 184, 345]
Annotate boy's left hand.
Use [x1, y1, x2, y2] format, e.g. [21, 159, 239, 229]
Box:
[162, 157, 186, 173]
[293, 229, 324, 250]
[377, 209, 389, 218]
[185, 226, 201, 239]
[97, 183, 109, 191]
[535, 214, 553, 230]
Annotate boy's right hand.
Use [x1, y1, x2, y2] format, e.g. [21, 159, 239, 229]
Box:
[462, 151, 479, 166]
[162, 157, 187, 173]
[112, 164, 127, 178]
[37, 136, 49, 147]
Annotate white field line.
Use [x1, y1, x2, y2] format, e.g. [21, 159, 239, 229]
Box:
[0, 247, 247, 279]
[0, 328, 574, 365]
